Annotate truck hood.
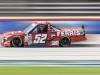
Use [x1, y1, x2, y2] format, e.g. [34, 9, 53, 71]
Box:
[2, 31, 25, 37]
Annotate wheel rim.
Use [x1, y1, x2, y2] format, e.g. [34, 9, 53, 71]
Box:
[60, 37, 70, 46]
[12, 38, 22, 47]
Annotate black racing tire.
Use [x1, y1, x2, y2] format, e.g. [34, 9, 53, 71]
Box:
[60, 37, 71, 47]
[11, 37, 23, 47]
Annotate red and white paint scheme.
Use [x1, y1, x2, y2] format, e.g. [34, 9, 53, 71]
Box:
[1, 21, 86, 47]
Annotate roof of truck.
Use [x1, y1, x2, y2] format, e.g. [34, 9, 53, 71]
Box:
[31, 21, 51, 27]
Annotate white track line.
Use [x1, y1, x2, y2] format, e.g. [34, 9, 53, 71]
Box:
[0, 48, 100, 60]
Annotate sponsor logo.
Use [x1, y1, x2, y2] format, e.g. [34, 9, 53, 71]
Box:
[57, 29, 84, 36]
[52, 41, 59, 45]
[25, 34, 32, 45]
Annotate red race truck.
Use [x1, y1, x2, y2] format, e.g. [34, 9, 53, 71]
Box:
[1, 21, 86, 47]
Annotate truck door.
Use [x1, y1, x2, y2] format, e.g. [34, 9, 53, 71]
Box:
[32, 24, 48, 45]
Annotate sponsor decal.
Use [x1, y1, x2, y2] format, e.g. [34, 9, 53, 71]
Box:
[52, 41, 59, 45]
[57, 29, 84, 36]
[25, 34, 32, 45]
[34, 34, 47, 43]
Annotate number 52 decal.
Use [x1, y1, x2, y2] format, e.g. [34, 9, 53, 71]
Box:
[34, 34, 47, 43]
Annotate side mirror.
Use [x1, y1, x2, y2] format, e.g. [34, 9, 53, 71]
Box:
[51, 34, 56, 39]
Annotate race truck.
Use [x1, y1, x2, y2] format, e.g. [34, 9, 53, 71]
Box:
[1, 21, 86, 47]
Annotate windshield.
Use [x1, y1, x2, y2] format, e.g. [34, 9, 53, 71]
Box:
[24, 24, 35, 34]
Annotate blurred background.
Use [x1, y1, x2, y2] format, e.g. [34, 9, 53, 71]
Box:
[0, 0, 99, 16]
[0, 0, 99, 3]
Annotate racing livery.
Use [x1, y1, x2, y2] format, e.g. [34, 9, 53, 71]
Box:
[1, 21, 86, 47]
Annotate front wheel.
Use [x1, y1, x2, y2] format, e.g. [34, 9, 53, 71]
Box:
[11, 37, 23, 47]
[60, 37, 71, 47]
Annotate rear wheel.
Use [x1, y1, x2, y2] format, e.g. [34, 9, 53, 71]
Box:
[60, 37, 71, 47]
[11, 37, 23, 47]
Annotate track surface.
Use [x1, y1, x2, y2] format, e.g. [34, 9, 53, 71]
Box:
[0, 34, 100, 60]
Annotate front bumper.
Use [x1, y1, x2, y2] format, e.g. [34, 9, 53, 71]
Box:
[0, 36, 10, 47]
[0, 35, 3, 46]
[2, 41, 10, 47]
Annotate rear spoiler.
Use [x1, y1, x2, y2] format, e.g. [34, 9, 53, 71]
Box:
[81, 25, 85, 29]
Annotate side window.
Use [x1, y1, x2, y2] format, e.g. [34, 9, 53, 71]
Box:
[52, 27, 56, 32]
[32, 28, 38, 33]
[30, 24, 48, 33]
[38, 24, 48, 33]
[29, 27, 38, 33]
